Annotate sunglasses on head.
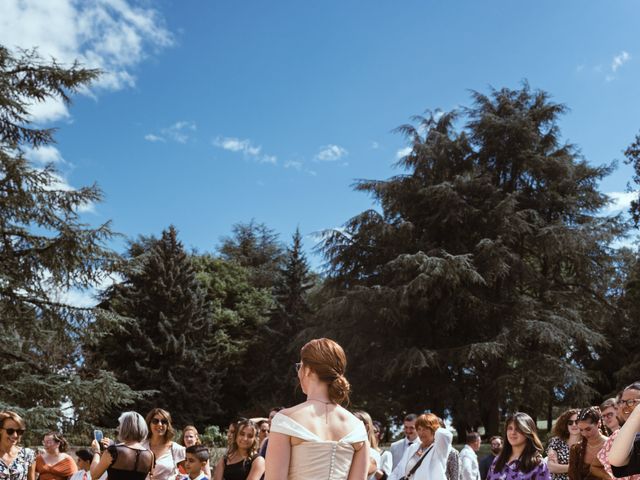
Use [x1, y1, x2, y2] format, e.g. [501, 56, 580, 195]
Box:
[151, 418, 169, 425]
[1, 427, 25, 436]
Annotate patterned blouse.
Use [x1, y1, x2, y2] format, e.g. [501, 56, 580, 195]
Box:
[598, 430, 640, 480]
[547, 437, 571, 480]
[487, 459, 551, 480]
[0, 448, 35, 480]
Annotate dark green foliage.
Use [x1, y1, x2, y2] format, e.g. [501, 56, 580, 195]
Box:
[249, 228, 315, 409]
[624, 131, 640, 226]
[87, 227, 223, 426]
[0, 45, 139, 437]
[191, 254, 274, 422]
[219, 220, 285, 289]
[312, 84, 626, 434]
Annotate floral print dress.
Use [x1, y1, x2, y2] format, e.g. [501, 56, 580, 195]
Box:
[0, 448, 35, 480]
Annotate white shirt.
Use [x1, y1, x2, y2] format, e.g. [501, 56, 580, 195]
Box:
[69, 470, 107, 480]
[459, 445, 480, 480]
[389, 428, 453, 480]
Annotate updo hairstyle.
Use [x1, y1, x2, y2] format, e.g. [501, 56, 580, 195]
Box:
[300, 338, 351, 405]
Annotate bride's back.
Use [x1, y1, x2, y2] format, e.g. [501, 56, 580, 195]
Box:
[284, 402, 362, 444]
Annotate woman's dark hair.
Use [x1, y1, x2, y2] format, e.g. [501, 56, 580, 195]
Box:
[300, 338, 350, 405]
[494, 412, 543, 474]
[44, 432, 69, 453]
[575, 406, 604, 466]
[550, 408, 579, 441]
[145, 408, 175, 441]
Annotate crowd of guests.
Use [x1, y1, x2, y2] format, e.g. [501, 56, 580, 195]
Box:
[2, 339, 640, 480]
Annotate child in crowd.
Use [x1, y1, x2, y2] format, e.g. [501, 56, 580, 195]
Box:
[183, 445, 210, 480]
[70, 450, 94, 480]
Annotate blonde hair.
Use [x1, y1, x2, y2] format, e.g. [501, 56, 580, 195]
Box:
[354, 411, 378, 450]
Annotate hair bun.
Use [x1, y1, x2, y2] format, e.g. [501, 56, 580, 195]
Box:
[329, 374, 351, 405]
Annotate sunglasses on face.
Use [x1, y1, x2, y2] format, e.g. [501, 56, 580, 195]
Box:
[567, 419, 579, 425]
[1, 427, 25, 436]
[151, 418, 169, 425]
[618, 399, 640, 408]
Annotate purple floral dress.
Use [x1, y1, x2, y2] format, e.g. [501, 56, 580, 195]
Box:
[487, 459, 551, 480]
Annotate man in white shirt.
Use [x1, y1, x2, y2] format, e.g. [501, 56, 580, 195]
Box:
[459, 432, 481, 480]
[389, 413, 418, 469]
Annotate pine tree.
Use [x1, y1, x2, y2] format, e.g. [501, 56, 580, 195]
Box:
[219, 220, 285, 289]
[311, 84, 626, 434]
[249, 228, 315, 408]
[190, 254, 274, 422]
[0, 45, 140, 437]
[87, 227, 223, 426]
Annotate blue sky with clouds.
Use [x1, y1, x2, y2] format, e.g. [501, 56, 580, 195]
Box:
[2, 0, 639, 272]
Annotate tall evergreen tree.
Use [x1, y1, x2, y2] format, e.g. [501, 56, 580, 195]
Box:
[87, 227, 222, 426]
[191, 254, 274, 422]
[311, 84, 626, 434]
[0, 45, 140, 436]
[219, 220, 285, 289]
[249, 228, 315, 408]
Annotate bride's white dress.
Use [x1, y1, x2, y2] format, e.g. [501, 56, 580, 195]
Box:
[270, 412, 368, 480]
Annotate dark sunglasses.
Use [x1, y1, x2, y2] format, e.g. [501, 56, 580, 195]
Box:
[151, 418, 169, 425]
[618, 399, 640, 408]
[567, 420, 578, 425]
[1, 427, 25, 436]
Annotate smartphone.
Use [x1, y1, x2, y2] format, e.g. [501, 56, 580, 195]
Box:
[94, 429, 104, 450]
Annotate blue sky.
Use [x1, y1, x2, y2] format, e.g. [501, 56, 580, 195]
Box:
[3, 0, 639, 275]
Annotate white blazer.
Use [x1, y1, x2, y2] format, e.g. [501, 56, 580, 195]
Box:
[389, 428, 453, 480]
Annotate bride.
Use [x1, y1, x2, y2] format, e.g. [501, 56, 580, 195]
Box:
[265, 338, 369, 480]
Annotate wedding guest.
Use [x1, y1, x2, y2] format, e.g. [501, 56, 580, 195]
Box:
[567, 407, 608, 480]
[36, 432, 77, 480]
[486, 412, 550, 480]
[388, 413, 453, 480]
[0, 411, 36, 480]
[547, 409, 581, 480]
[479, 436, 503, 480]
[143, 408, 186, 480]
[460, 432, 481, 480]
[389, 414, 418, 470]
[90, 411, 154, 480]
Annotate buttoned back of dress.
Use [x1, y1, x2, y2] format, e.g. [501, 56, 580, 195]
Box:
[270, 413, 367, 480]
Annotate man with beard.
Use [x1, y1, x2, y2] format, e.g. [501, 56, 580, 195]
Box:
[479, 436, 503, 480]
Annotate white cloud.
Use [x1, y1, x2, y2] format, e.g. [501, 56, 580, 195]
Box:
[314, 144, 348, 162]
[396, 146, 412, 159]
[162, 121, 196, 144]
[612, 51, 631, 72]
[605, 191, 637, 214]
[213, 136, 277, 165]
[0, 0, 173, 122]
[144, 133, 165, 142]
[144, 121, 196, 144]
[24, 145, 65, 165]
[284, 160, 303, 170]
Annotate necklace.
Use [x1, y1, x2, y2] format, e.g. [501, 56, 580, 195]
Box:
[307, 398, 334, 423]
